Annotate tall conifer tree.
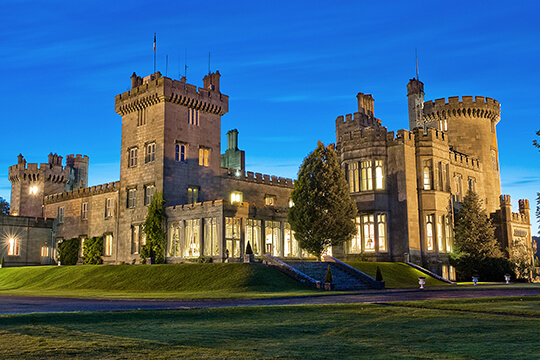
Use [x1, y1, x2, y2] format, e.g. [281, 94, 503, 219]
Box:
[288, 141, 357, 260]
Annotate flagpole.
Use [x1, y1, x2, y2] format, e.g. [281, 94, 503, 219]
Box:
[153, 33, 156, 74]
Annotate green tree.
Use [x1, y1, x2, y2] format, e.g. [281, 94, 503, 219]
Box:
[57, 238, 80, 265]
[288, 141, 357, 260]
[83, 236, 103, 265]
[0, 197, 9, 215]
[141, 191, 166, 264]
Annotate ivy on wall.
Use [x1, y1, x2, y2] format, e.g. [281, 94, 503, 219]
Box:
[83, 236, 104, 265]
[57, 238, 80, 265]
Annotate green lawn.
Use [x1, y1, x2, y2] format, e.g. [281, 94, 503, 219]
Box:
[0, 297, 538, 359]
[0, 263, 316, 299]
[346, 261, 450, 288]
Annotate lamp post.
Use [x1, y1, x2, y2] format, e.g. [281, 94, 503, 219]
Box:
[472, 276, 479, 286]
[418, 277, 426, 289]
[504, 274, 511, 284]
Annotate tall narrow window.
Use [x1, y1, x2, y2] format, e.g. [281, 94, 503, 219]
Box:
[363, 215, 375, 252]
[81, 202, 88, 220]
[225, 217, 241, 258]
[468, 177, 476, 193]
[104, 234, 113, 256]
[361, 160, 373, 191]
[188, 108, 199, 125]
[377, 214, 387, 252]
[145, 142, 155, 163]
[188, 187, 199, 204]
[7, 237, 20, 256]
[265, 220, 281, 256]
[144, 185, 155, 206]
[175, 143, 187, 162]
[426, 215, 434, 251]
[348, 162, 359, 192]
[442, 163, 448, 191]
[131, 225, 140, 254]
[437, 216, 445, 253]
[230, 191, 243, 204]
[284, 222, 299, 257]
[349, 217, 362, 254]
[58, 206, 64, 223]
[445, 216, 453, 253]
[423, 160, 432, 190]
[137, 108, 147, 126]
[127, 188, 137, 208]
[375, 160, 384, 190]
[167, 223, 181, 257]
[246, 219, 262, 256]
[184, 219, 201, 257]
[204, 218, 219, 256]
[199, 148, 209, 166]
[128, 147, 138, 167]
[105, 198, 114, 218]
[454, 174, 463, 202]
[491, 149, 498, 171]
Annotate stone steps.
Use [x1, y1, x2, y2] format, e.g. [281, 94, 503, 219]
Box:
[285, 261, 372, 291]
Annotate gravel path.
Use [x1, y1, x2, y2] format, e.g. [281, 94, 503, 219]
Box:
[1, 287, 539, 314]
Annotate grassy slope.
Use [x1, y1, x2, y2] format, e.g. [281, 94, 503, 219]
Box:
[346, 261, 450, 288]
[0, 298, 539, 359]
[0, 263, 314, 298]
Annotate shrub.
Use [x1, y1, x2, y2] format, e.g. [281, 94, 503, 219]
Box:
[325, 265, 333, 283]
[0, 256, 4, 268]
[245, 241, 253, 255]
[375, 266, 383, 282]
[449, 253, 514, 282]
[57, 238, 80, 265]
[197, 255, 213, 263]
[83, 236, 103, 265]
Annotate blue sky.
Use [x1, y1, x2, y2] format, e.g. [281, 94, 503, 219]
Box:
[1, 0, 539, 229]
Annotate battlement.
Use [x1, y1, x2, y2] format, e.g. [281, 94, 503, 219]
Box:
[413, 127, 448, 143]
[9, 154, 68, 183]
[449, 148, 480, 169]
[166, 199, 227, 213]
[386, 129, 416, 147]
[518, 199, 530, 211]
[43, 181, 120, 204]
[115, 72, 229, 116]
[422, 96, 500, 123]
[340, 126, 388, 145]
[66, 154, 89, 163]
[500, 194, 512, 207]
[220, 168, 294, 188]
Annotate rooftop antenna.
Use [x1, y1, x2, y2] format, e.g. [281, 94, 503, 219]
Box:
[184, 49, 188, 79]
[153, 33, 157, 74]
[415, 48, 419, 80]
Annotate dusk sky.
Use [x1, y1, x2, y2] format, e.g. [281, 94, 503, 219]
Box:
[1, 1, 539, 228]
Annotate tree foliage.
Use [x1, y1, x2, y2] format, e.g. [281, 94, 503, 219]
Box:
[57, 238, 80, 265]
[141, 191, 166, 264]
[0, 197, 9, 216]
[83, 236, 103, 265]
[288, 141, 357, 260]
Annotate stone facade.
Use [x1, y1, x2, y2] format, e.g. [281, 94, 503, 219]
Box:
[7, 72, 533, 278]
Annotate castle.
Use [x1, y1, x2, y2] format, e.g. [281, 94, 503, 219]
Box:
[4, 70, 533, 280]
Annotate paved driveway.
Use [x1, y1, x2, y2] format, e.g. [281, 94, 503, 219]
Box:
[1, 287, 539, 314]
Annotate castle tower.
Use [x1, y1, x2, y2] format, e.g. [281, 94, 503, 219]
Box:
[8, 153, 69, 217]
[65, 154, 89, 191]
[407, 78, 424, 131]
[221, 129, 245, 171]
[115, 70, 229, 261]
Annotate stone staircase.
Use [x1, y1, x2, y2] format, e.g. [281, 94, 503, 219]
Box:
[285, 261, 374, 291]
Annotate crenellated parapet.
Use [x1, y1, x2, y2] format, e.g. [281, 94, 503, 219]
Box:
[387, 129, 416, 147]
[220, 168, 294, 188]
[413, 127, 448, 144]
[449, 149, 481, 170]
[9, 153, 69, 184]
[422, 96, 500, 124]
[115, 72, 229, 116]
[44, 181, 120, 204]
[339, 126, 388, 150]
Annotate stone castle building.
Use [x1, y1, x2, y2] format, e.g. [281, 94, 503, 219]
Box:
[5, 70, 533, 279]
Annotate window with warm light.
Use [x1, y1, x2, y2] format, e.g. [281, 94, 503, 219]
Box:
[265, 220, 281, 256]
[348, 162, 359, 192]
[184, 219, 200, 257]
[437, 216, 445, 253]
[423, 160, 432, 190]
[204, 218, 219, 256]
[360, 161, 373, 191]
[374, 160, 384, 190]
[426, 215, 434, 251]
[188, 186, 199, 204]
[103, 234, 113, 256]
[265, 195, 276, 206]
[246, 219, 261, 256]
[41, 245, 49, 257]
[131, 225, 140, 254]
[8, 237, 20, 256]
[29, 185, 38, 195]
[198, 147, 209, 167]
[363, 215, 375, 252]
[230, 191, 243, 204]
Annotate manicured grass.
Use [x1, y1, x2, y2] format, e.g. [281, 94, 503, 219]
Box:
[347, 261, 450, 288]
[0, 263, 316, 299]
[0, 298, 538, 359]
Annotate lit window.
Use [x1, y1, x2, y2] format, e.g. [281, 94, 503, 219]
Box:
[145, 142, 155, 163]
[104, 234, 113, 256]
[445, 216, 453, 253]
[8, 238, 20, 256]
[80, 237, 85, 257]
[423, 160, 432, 190]
[348, 162, 359, 192]
[81, 202, 88, 220]
[199, 147, 210, 167]
[363, 215, 375, 252]
[128, 147, 138, 167]
[105, 198, 114, 218]
[264, 220, 281, 256]
[184, 219, 201, 257]
[265, 195, 276, 206]
[167, 223, 181, 257]
[188, 108, 199, 126]
[41, 245, 49, 257]
[58, 207, 64, 223]
[377, 214, 387, 252]
[127, 188, 137, 208]
[349, 217, 362, 254]
[426, 215, 434, 251]
[175, 143, 187, 162]
[188, 187, 199, 204]
[204, 218, 219, 256]
[29, 185, 38, 195]
[361, 161, 373, 191]
[288, 199, 294, 208]
[230, 191, 243, 204]
[131, 225, 140, 254]
[284, 222, 299, 257]
[144, 185, 155, 206]
[246, 219, 262, 256]
[375, 160, 384, 190]
[437, 216, 445, 253]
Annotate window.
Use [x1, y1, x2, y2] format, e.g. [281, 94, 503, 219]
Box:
[175, 143, 187, 162]
[137, 108, 147, 126]
[188, 186, 199, 204]
[184, 219, 201, 257]
[58, 207, 64, 223]
[246, 219, 262, 256]
[204, 218, 219, 256]
[199, 147, 209, 166]
[265, 220, 281, 256]
[188, 108, 199, 125]
[437, 216, 445, 253]
[284, 222, 299, 257]
[81, 202, 88, 220]
[104, 234, 113, 256]
[454, 174, 463, 202]
[361, 161, 373, 191]
[41, 246, 49, 257]
[445, 216, 453, 253]
[7, 237, 20, 256]
[145, 142, 155, 163]
[491, 149, 498, 171]
[426, 215, 434, 251]
[167, 223, 181, 257]
[80, 237, 85, 257]
[131, 225, 140, 254]
[144, 185, 155, 206]
[349, 217, 362, 254]
[128, 147, 138, 167]
[225, 217, 241, 258]
[127, 188, 137, 208]
[377, 214, 387, 252]
[265, 195, 276, 206]
[348, 162, 359, 192]
[230, 191, 243, 204]
[105, 198, 114, 218]
[468, 177, 476, 193]
[374, 160, 384, 190]
[363, 215, 375, 252]
[423, 160, 432, 190]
